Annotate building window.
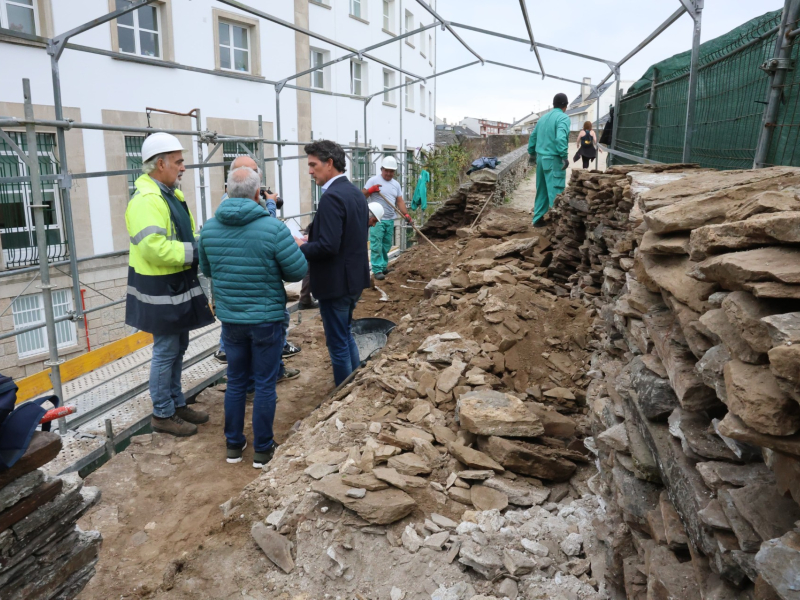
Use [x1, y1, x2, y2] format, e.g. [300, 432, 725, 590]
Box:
[115, 0, 162, 58]
[218, 20, 249, 72]
[429, 34, 433, 62]
[124, 136, 144, 196]
[310, 49, 328, 90]
[404, 78, 413, 110]
[429, 90, 433, 119]
[223, 141, 257, 184]
[383, 69, 395, 104]
[0, 132, 66, 269]
[419, 85, 425, 116]
[350, 0, 361, 19]
[351, 60, 365, 96]
[0, 0, 38, 34]
[382, 0, 394, 32]
[13, 290, 77, 358]
[404, 10, 413, 44]
[420, 26, 426, 55]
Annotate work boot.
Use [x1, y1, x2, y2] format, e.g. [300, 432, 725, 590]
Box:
[151, 414, 197, 437]
[382, 267, 394, 274]
[374, 272, 385, 280]
[175, 405, 210, 424]
[532, 218, 546, 228]
[253, 444, 278, 469]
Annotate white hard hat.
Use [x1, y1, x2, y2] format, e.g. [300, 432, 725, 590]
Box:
[381, 155, 398, 170]
[368, 202, 385, 221]
[141, 132, 186, 162]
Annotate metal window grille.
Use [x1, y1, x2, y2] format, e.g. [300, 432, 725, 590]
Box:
[12, 289, 76, 358]
[219, 21, 250, 73]
[0, 131, 68, 268]
[115, 0, 161, 58]
[222, 141, 257, 184]
[124, 135, 144, 196]
[0, 0, 39, 34]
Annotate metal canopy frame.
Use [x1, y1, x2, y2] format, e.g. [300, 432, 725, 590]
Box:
[0, 0, 709, 429]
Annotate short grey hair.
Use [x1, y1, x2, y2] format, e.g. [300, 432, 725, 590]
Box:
[227, 166, 261, 200]
[142, 151, 170, 175]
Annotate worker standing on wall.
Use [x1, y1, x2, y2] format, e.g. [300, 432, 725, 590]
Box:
[362, 155, 413, 280]
[125, 133, 215, 438]
[527, 93, 571, 227]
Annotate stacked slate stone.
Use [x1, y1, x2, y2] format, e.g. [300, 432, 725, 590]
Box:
[581, 165, 800, 600]
[547, 164, 702, 299]
[0, 432, 102, 600]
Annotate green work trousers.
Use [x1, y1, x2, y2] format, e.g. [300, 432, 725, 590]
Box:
[534, 154, 566, 223]
[370, 219, 394, 274]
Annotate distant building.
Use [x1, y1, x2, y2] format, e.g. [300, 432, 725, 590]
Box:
[435, 123, 480, 145]
[459, 117, 512, 137]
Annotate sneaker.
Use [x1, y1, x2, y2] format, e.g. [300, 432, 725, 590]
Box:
[214, 350, 227, 364]
[278, 368, 301, 382]
[282, 341, 302, 358]
[374, 272, 385, 280]
[226, 441, 247, 464]
[253, 444, 277, 468]
[532, 218, 546, 228]
[151, 414, 197, 437]
[175, 405, 210, 424]
[298, 299, 319, 310]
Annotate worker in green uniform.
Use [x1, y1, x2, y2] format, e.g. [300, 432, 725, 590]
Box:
[528, 93, 571, 227]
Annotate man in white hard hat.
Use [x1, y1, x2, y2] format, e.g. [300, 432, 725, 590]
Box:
[363, 155, 412, 280]
[125, 132, 214, 437]
[368, 202, 384, 227]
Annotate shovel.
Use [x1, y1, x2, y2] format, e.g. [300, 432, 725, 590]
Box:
[376, 191, 443, 254]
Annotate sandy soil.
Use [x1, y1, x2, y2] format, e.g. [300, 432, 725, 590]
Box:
[76, 313, 335, 600]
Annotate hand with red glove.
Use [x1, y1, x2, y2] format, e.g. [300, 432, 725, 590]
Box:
[366, 184, 382, 195]
[404, 213, 413, 225]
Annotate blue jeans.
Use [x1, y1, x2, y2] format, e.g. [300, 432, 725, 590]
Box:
[318, 294, 361, 386]
[150, 332, 190, 418]
[218, 309, 290, 389]
[222, 322, 283, 452]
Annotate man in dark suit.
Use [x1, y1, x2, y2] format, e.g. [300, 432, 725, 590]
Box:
[295, 140, 370, 385]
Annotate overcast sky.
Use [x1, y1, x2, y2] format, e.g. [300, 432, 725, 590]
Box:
[433, 0, 784, 125]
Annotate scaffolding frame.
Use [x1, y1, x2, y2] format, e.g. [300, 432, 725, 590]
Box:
[0, 0, 710, 431]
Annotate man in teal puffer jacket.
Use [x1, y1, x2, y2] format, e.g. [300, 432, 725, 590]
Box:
[198, 167, 307, 468]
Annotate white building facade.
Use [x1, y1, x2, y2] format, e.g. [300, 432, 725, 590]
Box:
[0, 0, 436, 377]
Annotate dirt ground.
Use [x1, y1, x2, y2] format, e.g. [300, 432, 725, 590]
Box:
[76, 199, 601, 600]
[76, 314, 336, 600]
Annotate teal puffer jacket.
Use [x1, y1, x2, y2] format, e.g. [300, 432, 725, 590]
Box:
[198, 197, 307, 324]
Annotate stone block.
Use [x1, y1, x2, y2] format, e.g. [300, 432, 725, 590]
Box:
[629, 356, 680, 421]
[477, 436, 578, 482]
[456, 390, 544, 438]
[729, 483, 800, 542]
[717, 412, 800, 457]
[724, 360, 800, 436]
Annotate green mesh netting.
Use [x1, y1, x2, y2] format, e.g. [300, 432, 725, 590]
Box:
[612, 8, 799, 170]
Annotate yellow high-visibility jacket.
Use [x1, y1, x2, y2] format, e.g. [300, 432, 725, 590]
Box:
[124, 174, 214, 335]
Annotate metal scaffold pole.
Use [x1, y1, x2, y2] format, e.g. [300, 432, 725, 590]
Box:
[275, 86, 285, 218]
[22, 79, 67, 434]
[682, 0, 704, 163]
[644, 68, 658, 159]
[194, 108, 208, 225]
[753, 0, 800, 168]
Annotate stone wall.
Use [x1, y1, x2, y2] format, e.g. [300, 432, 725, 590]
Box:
[421, 145, 529, 237]
[547, 164, 800, 599]
[0, 254, 132, 379]
[0, 432, 102, 599]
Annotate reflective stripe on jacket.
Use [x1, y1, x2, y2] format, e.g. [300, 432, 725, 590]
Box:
[124, 174, 214, 335]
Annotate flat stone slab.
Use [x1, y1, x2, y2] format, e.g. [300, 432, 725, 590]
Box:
[689, 211, 800, 261]
[371, 467, 427, 491]
[252, 522, 294, 573]
[446, 441, 504, 473]
[729, 483, 800, 541]
[387, 453, 432, 476]
[0, 432, 61, 490]
[312, 475, 416, 525]
[755, 529, 800, 600]
[482, 477, 549, 506]
[724, 359, 800, 436]
[470, 484, 508, 511]
[640, 253, 716, 313]
[693, 246, 800, 289]
[477, 436, 577, 482]
[717, 412, 800, 457]
[457, 390, 544, 438]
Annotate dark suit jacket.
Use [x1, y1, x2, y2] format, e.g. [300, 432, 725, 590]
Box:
[300, 175, 370, 300]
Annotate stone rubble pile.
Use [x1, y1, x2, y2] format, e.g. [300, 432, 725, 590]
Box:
[421, 145, 528, 238]
[222, 210, 614, 599]
[0, 432, 102, 599]
[551, 164, 800, 599]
